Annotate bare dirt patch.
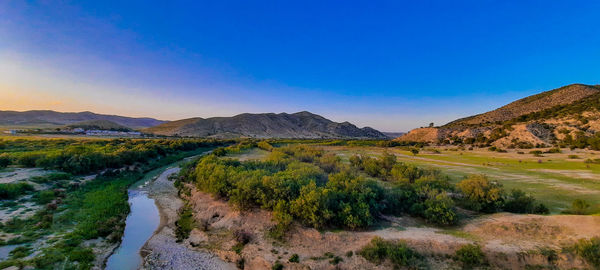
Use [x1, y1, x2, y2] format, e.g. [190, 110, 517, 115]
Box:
[182, 188, 599, 269]
[141, 167, 235, 270]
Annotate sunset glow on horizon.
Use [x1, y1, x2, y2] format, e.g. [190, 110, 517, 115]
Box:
[2, 1, 599, 131]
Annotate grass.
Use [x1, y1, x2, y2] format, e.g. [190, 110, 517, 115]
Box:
[326, 146, 600, 214]
[439, 229, 480, 241]
[358, 237, 424, 268]
[0, 146, 217, 269]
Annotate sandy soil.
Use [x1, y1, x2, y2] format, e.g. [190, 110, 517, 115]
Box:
[140, 166, 235, 270]
[182, 188, 600, 270]
[0, 168, 46, 184]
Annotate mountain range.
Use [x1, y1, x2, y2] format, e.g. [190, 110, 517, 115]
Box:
[0, 110, 166, 129]
[396, 83, 600, 148]
[0, 110, 388, 139]
[143, 111, 388, 139]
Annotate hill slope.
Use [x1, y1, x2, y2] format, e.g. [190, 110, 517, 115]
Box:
[396, 84, 600, 148]
[65, 120, 132, 131]
[0, 110, 166, 129]
[144, 111, 387, 139]
[446, 84, 599, 127]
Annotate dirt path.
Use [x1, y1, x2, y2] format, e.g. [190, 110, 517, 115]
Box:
[140, 166, 235, 270]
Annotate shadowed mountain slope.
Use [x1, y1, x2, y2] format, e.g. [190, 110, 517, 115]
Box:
[144, 111, 387, 139]
[0, 110, 166, 129]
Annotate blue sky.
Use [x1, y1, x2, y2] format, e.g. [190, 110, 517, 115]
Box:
[1, 1, 599, 131]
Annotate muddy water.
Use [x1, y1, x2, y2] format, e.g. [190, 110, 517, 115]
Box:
[105, 187, 160, 270]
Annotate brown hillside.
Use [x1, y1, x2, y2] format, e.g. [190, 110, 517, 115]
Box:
[394, 127, 441, 142]
[446, 84, 599, 126]
[395, 84, 600, 146]
[143, 111, 387, 139]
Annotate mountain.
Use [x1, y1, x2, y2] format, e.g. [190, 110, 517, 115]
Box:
[396, 84, 600, 148]
[0, 110, 166, 129]
[65, 120, 132, 131]
[382, 132, 406, 139]
[144, 111, 388, 139]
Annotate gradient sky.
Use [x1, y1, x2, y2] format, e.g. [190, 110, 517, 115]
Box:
[1, 1, 599, 131]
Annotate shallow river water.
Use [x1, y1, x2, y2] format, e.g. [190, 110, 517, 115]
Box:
[105, 186, 160, 270]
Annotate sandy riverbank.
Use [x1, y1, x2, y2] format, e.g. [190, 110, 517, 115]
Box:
[140, 166, 235, 270]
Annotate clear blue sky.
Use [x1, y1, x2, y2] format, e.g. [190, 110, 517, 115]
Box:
[1, 1, 599, 131]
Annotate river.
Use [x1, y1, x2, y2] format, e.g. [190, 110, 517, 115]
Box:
[105, 182, 160, 270]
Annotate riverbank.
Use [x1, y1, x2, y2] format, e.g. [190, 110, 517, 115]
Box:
[141, 165, 235, 270]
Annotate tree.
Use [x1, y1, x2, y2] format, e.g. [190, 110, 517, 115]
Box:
[428, 123, 434, 128]
[457, 175, 504, 213]
[423, 192, 457, 225]
[571, 199, 590, 215]
[410, 149, 419, 156]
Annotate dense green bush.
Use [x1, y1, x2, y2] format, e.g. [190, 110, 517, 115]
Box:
[422, 192, 457, 225]
[504, 189, 549, 214]
[458, 175, 504, 213]
[34, 190, 57, 204]
[350, 153, 442, 183]
[0, 182, 35, 199]
[193, 147, 392, 230]
[358, 237, 423, 268]
[2, 138, 226, 174]
[30, 172, 73, 183]
[571, 237, 600, 268]
[454, 244, 486, 268]
[0, 153, 11, 168]
[175, 205, 195, 242]
[568, 199, 591, 215]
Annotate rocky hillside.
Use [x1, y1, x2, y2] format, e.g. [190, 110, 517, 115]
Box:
[144, 111, 387, 139]
[396, 84, 600, 149]
[447, 84, 599, 126]
[0, 110, 166, 129]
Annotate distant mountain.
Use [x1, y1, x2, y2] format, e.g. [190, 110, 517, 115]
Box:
[144, 111, 388, 139]
[396, 84, 600, 148]
[0, 110, 166, 129]
[382, 132, 405, 139]
[65, 120, 132, 131]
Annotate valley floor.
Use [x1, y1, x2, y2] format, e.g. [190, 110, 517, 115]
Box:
[161, 145, 600, 270]
[141, 165, 235, 270]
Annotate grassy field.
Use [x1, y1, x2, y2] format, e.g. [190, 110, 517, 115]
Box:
[323, 146, 600, 213]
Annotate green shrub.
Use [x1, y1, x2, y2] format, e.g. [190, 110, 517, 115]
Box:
[422, 192, 457, 226]
[271, 261, 284, 270]
[175, 205, 195, 242]
[359, 237, 423, 268]
[454, 244, 486, 268]
[0, 182, 35, 199]
[330, 255, 343, 265]
[9, 246, 32, 259]
[504, 189, 537, 214]
[30, 172, 72, 183]
[289, 253, 299, 263]
[529, 150, 544, 157]
[533, 203, 550, 215]
[34, 190, 56, 204]
[458, 175, 504, 213]
[571, 237, 600, 268]
[569, 199, 590, 215]
[584, 158, 600, 164]
[0, 153, 11, 168]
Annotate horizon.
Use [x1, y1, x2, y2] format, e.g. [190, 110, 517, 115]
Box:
[2, 1, 600, 131]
